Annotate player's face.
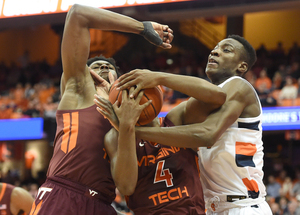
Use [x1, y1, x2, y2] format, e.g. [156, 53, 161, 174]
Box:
[89, 60, 117, 82]
[205, 38, 245, 83]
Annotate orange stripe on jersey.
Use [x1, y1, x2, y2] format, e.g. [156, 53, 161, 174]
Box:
[61, 113, 71, 153]
[195, 155, 200, 178]
[68, 112, 79, 152]
[0, 183, 6, 202]
[236, 142, 256, 156]
[29, 201, 35, 215]
[242, 178, 259, 192]
[32, 200, 43, 215]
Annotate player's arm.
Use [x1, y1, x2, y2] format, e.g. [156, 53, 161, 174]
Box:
[61, 4, 173, 81]
[104, 128, 137, 196]
[10, 187, 34, 215]
[104, 88, 151, 195]
[135, 79, 253, 148]
[116, 69, 226, 107]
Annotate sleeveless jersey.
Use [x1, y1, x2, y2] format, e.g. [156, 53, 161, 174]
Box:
[0, 183, 14, 215]
[47, 104, 116, 203]
[126, 117, 205, 215]
[198, 76, 267, 203]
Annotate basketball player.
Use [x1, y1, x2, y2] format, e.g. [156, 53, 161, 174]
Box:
[0, 183, 34, 215]
[109, 35, 272, 214]
[94, 73, 226, 214]
[29, 4, 173, 215]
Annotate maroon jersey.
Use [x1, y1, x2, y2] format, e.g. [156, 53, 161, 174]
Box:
[126, 117, 205, 215]
[0, 183, 14, 215]
[47, 104, 116, 202]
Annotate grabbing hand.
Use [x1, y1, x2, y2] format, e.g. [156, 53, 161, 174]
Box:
[90, 68, 116, 100]
[116, 69, 161, 98]
[140, 21, 174, 49]
[94, 94, 120, 131]
[115, 87, 152, 126]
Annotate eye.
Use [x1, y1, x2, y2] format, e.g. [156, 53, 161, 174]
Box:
[223, 49, 230, 52]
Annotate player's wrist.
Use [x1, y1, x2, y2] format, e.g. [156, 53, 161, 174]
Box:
[140, 21, 162, 46]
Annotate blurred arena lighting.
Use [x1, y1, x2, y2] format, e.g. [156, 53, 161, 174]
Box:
[0, 0, 190, 18]
[166, 59, 173, 65]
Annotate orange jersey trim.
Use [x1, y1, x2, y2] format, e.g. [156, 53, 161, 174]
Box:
[242, 178, 259, 192]
[236, 142, 257, 156]
[61, 112, 79, 153]
[0, 183, 6, 202]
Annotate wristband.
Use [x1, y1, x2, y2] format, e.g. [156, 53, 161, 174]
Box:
[140, 21, 163, 46]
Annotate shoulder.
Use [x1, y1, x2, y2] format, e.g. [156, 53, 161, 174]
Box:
[222, 77, 254, 99]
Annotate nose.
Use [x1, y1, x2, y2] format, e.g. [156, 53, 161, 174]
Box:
[210, 48, 219, 57]
[100, 64, 109, 70]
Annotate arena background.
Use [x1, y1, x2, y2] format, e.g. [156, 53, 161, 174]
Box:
[0, 0, 300, 213]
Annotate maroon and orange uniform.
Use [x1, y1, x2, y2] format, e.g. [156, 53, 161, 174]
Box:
[126, 117, 205, 215]
[30, 105, 116, 215]
[0, 183, 14, 215]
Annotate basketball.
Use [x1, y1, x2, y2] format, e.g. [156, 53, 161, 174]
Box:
[109, 80, 163, 126]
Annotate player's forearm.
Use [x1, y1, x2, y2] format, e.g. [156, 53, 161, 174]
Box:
[114, 123, 138, 195]
[69, 4, 143, 34]
[157, 72, 226, 106]
[135, 124, 215, 148]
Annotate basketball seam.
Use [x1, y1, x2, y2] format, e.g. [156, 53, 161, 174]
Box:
[143, 94, 157, 117]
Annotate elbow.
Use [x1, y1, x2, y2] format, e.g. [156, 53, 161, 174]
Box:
[67, 4, 86, 25]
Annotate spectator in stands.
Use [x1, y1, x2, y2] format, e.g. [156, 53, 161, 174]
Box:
[272, 72, 284, 90]
[279, 196, 289, 215]
[287, 61, 300, 81]
[278, 76, 298, 105]
[270, 202, 281, 215]
[288, 42, 300, 64]
[255, 68, 272, 90]
[285, 199, 300, 215]
[267, 175, 282, 202]
[280, 176, 294, 200]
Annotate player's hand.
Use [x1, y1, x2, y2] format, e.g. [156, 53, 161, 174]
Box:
[116, 69, 161, 98]
[114, 87, 152, 126]
[140, 21, 173, 49]
[94, 94, 120, 131]
[90, 68, 116, 100]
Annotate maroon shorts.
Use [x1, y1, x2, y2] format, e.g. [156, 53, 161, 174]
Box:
[29, 176, 117, 215]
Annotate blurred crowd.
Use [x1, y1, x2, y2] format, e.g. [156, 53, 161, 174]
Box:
[1, 41, 300, 122]
[1, 40, 300, 214]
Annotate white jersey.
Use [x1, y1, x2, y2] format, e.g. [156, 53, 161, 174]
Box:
[198, 76, 267, 210]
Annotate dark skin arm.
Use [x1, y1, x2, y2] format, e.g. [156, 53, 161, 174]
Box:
[59, 4, 173, 110]
[135, 78, 260, 148]
[116, 69, 226, 107]
[104, 88, 151, 195]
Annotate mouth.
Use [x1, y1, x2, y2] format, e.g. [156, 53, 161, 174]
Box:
[207, 58, 218, 66]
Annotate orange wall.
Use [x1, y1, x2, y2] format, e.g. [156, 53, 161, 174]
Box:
[0, 25, 60, 66]
[244, 9, 300, 52]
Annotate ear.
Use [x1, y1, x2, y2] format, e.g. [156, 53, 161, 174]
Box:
[237, 61, 248, 74]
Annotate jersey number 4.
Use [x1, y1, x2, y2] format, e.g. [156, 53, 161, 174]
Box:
[154, 160, 173, 187]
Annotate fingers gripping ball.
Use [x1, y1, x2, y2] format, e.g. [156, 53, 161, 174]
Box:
[109, 80, 163, 126]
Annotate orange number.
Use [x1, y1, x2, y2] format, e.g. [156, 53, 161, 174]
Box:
[154, 160, 173, 187]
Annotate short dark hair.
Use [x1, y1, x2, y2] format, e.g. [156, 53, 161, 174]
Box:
[87, 55, 120, 77]
[227, 35, 257, 71]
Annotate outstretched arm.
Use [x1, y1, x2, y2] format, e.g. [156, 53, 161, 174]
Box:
[116, 69, 226, 107]
[60, 4, 173, 108]
[135, 78, 255, 148]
